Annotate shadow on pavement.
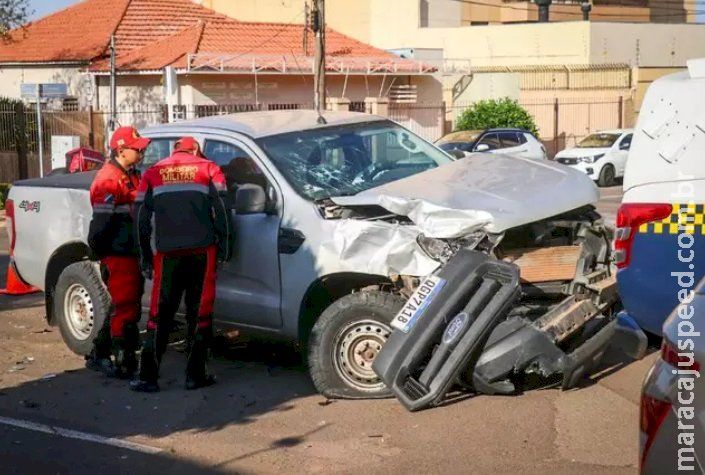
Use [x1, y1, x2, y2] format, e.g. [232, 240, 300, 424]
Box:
[0, 330, 321, 443]
[2, 423, 257, 475]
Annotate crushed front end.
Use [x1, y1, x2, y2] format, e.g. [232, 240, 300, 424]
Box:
[371, 205, 648, 411]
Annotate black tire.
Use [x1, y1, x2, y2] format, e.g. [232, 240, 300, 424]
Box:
[53, 261, 111, 355]
[598, 164, 615, 187]
[307, 291, 405, 399]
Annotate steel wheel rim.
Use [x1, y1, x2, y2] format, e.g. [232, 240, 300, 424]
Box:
[333, 318, 391, 392]
[63, 283, 95, 341]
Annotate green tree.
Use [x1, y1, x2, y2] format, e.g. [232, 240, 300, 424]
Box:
[455, 97, 539, 137]
[0, 0, 31, 40]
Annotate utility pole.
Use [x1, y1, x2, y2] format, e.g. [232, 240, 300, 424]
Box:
[109, 35, 117, 133]
[36, 84, 44, 178]
[312, 0, 326, 120]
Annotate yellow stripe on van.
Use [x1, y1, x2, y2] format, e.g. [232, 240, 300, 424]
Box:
[637, 203, 704, 235]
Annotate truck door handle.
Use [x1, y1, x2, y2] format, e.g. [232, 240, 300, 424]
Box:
[279, 228, 306, 254]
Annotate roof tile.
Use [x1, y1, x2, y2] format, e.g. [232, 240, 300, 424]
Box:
[1, 0, 430, 74]
[0, 0, 129, 63]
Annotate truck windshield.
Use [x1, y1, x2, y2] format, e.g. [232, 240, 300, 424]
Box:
[256, 121, 454, 200]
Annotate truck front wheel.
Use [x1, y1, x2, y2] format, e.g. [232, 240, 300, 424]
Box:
[307, 291, 405, 399]
[53, 261, 111, 355]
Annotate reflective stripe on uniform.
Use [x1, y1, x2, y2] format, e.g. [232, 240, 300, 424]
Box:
[152, 183, 210, 196]
[93, 204, 131, 214]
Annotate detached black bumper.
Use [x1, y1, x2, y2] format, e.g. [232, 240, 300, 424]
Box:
[372, 249, 647, 412]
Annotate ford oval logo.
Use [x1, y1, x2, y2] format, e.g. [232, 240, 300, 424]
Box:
[443, 312, 469, 345]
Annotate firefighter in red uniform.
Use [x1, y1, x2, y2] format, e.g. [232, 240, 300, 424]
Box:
[130, 137, 233, 393]
[85, 126, 150, 379]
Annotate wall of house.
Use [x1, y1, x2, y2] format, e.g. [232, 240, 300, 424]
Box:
[461, 3, 651, 24]
[406, 22, 593, 66]
[94, 75, 166, 129]
[0, 65, 95, 107]
[96, 75, 165, 110]
[369, 21, 705, 69]
[632, 66, 686, 115]
[182, 73, 442, 106]
[590, 23, 705, 66]
[422, 0, 463, 27]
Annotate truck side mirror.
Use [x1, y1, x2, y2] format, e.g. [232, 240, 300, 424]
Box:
[235, 184, 267, 215]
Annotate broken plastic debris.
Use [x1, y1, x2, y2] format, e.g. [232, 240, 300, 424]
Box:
[15, 357, 34, 365]
[40, 373, 57, 381]
[9, 365, 25, 372]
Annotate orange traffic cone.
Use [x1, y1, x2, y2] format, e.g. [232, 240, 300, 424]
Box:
[0, 259, 40, 295]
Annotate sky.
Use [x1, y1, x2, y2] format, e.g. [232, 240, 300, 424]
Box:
[28, 0, 82, 21]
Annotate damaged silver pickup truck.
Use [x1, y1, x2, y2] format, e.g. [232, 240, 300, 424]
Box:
[6, 110, 646, 403]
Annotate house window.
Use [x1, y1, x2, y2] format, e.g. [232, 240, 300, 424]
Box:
[62, 97, 79, 111]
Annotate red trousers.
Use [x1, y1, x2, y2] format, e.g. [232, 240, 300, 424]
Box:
[147, 245, 217, 333]
[102, 256, 143, 338]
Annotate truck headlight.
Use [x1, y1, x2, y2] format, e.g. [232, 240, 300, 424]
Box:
[416, 235, 451, 261]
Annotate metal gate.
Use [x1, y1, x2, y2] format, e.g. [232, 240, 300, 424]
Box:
[388, 103, 446, 143]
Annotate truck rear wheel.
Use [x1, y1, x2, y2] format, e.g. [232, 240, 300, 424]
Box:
[307, 291, 405, 399]
[53, 261, 111, 355]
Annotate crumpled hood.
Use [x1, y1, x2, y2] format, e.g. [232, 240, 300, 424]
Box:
[330, 153, 599, 235]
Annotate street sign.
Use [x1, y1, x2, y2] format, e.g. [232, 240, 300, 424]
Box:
[20, 83, 69, 99]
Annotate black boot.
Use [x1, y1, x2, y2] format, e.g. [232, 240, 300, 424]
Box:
[85, 324, 115, 377]
[130, 329, 162, 393]
[85, 348, 116, 377]
[185, 328, 216, 390]
[113, 323, 140, 379]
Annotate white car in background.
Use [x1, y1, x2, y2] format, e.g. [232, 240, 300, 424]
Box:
[435, 128, 547, 161]
[554, 129, 633, 187]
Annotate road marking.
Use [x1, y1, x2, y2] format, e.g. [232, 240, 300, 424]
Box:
[0, 416, 163, 454]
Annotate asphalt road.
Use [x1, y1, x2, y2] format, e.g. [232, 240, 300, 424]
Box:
[0, 185, 657, 475]
[597, 185, 624, 228]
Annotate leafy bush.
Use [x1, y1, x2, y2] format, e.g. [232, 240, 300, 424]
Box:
[455, 97, 539, 137]
[0, 183, 10, 210]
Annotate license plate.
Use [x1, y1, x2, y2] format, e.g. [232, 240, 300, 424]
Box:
[390, 275, 447, 333]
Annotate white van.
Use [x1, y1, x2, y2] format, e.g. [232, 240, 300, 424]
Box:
[615, 58, 705, 336]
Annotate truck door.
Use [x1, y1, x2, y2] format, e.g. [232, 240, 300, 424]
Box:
[202, 137, 283, 329]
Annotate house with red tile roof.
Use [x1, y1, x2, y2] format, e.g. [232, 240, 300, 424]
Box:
[0, 0, 440, 123]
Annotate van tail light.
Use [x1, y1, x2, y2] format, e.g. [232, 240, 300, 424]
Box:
[661, 339, 700, 372]
[5, 198, 15, 254]
[640, 393, 671, 470]
[614, 203, 672, 269]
